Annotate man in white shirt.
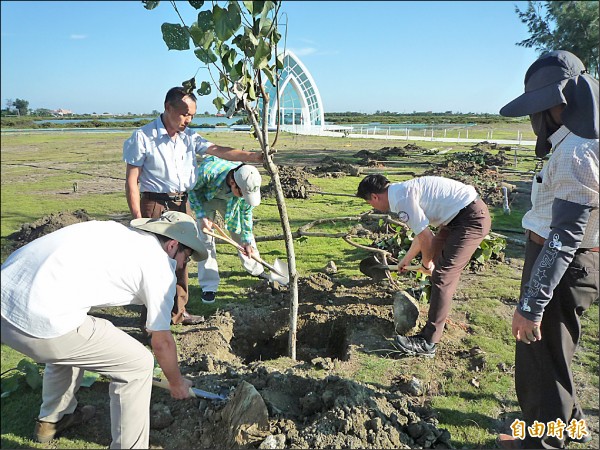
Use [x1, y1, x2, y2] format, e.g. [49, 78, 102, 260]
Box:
[496, 51, 598, 449]
[123, 86, 263, 326]
[356, 174, 491, 357]
[1, 211, 207, 448]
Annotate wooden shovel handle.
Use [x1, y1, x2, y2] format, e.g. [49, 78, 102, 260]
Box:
[202, 227, 285, 277]
[387, 264, 422, 271]
[152, 377, 196, 398]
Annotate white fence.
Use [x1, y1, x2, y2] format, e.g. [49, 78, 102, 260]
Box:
[279, 124, 536, 147]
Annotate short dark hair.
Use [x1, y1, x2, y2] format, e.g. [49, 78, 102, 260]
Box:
[153, 232, 192, 253]
[164, 87, 197, 107]
[356, 174, 390, 199]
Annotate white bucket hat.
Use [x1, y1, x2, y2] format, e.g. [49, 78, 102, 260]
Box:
[233, 164, 262, 207]
[131, 211, 208, 261]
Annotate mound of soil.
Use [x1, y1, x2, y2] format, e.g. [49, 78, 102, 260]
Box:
[354, 145, 425, 166]
[261, 166, 315, 199]
[307, 156, 362, 177]
[137, 273, 457, 449]
[423, 148, 512, 206]
[6, 209, 93, 249]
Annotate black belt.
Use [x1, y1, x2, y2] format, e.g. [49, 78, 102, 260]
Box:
[142, 192, 188, 203]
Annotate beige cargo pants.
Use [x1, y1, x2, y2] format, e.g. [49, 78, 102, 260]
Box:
[1, 315, 154, 449]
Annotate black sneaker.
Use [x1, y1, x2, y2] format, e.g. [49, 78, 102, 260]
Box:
[201, 291, 216, 304]
[394, 335, 437, 358]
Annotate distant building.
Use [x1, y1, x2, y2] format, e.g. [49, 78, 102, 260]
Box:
[262, 50, 324, 132]
[53, 108, 74, 116]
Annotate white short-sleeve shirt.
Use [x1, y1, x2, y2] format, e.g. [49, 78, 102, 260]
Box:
[1, 221, 177, 338]
[123, 116, 213, 193]
[522, 126, 599, 247]
[388, 176, 478, 234]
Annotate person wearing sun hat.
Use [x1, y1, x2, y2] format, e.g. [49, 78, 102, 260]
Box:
[189, 155, 270, 304]
[496, 50, 598, 450]
[1, 211, 207, 448]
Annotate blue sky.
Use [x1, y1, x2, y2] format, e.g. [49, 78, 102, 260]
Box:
[1, 1, 540, 115]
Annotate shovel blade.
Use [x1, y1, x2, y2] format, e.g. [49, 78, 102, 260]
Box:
[270, 258, 290, 285]
[359, 255, 390, 282]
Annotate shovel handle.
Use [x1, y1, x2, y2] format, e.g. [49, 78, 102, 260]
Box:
[202, 227, 286, 277]
[152, 377, 196, 398]
[387, 264, 421, 272]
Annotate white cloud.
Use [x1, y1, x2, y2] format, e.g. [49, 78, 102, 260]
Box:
[69, 34, 87, 40]
[290, 47, 317, 57]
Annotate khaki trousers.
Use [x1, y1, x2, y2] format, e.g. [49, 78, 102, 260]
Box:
[1, 315, 154, 449]
[196, 197, 263, 293]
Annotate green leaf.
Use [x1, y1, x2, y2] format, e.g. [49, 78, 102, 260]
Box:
[80, 371, 100, 388]
[1, 376, 20, 398]
[213, 3, 241, 42]
[230, 60, 244, 82]
[188, 0, 204, 9]
[262, 66, 274, 85]
[247, 81, 257, 101]
[197, 81, 211, 96]
[18, 360, 42, 390]
[161, 23, 190, 50]
[275, 52, 284, 69]
[197, 10, 214, 31]
[194, 47, 218, 64]
[189, 23, 214, 49]
[222, 49, 237, 72]
[258, 17, 273, 37]
[244, 1, 265, 16]
[272, 28, 282, 45]
[182, 77, 196, 95]
[213, 96, 225, 112]
[142, 1, 160, 10]
[254, 38, 271, 70]
[219, 73, 229, 92]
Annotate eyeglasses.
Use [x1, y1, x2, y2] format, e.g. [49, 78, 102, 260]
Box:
[176, 244, 193, 264]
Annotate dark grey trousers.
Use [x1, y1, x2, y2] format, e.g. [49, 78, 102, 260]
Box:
[421, 198, 491, 343]
[515, 236, 599, 449]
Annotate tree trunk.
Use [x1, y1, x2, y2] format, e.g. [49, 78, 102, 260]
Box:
[247, 106, 299, 360]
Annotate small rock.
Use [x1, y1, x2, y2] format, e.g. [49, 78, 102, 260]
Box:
[324, 261, 338, 274]
[311, 357, 335, 370]
[393, 290, 420, 335]
[259, 434, 286, 449]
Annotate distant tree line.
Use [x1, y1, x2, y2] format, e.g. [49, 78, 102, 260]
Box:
[324, 112, 527, 125]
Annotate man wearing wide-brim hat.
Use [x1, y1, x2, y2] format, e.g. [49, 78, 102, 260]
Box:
[496, 50, 598, 449]
[1, 211, 207, 448]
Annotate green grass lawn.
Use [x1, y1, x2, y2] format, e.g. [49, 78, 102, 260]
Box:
[1, 130, 597, 449]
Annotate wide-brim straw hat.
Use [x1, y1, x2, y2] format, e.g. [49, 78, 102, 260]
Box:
[131, 211, 208, 261]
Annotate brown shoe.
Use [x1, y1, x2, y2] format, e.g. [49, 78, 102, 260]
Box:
[496, 433, 523, 449]
[34, 404, 96, 443]
[181, 311, 205, 325]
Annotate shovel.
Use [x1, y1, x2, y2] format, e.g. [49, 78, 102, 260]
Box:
[359, 255, 421, 282]
[152, 377, 227, 401]
[202, 224, 290, 286]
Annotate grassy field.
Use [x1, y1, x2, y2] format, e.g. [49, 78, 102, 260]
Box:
[1, 130, 597, 449]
